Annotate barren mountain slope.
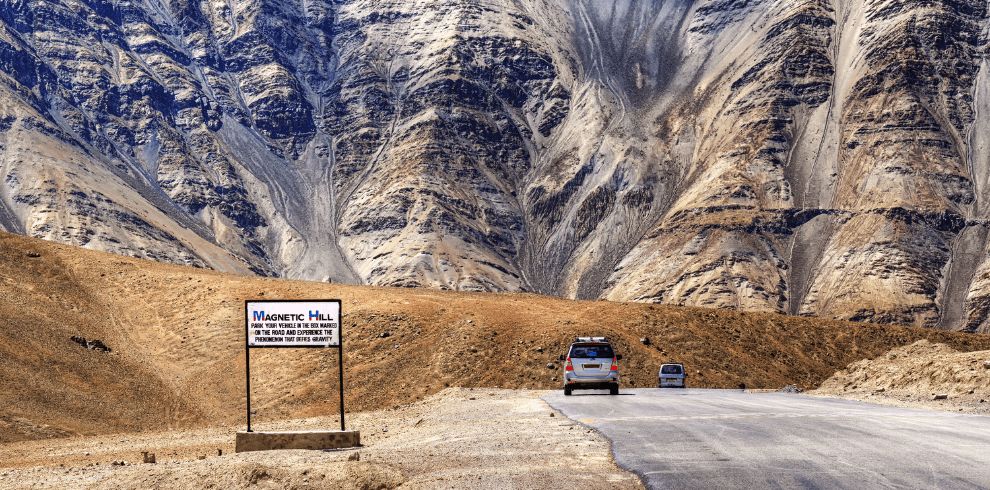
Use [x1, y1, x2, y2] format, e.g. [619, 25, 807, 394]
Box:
[3, 230, 990, 444]
[3, 0, 990, 329]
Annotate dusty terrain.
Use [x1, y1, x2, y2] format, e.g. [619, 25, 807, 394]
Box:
[3, 229, 990, 445]
[810, 340, 990, 415]
[0, 388, 643, 489]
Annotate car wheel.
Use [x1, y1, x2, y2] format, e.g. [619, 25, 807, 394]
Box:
[564, 385, 572, 396]
[609, 384, 619, 395]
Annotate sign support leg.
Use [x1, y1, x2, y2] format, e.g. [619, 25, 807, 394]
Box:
[338, 345, 345, 431]
[246, 324, 252, 432]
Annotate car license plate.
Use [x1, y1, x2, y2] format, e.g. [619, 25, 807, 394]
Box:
[664, 378, 677, 383]
[584, 364, 601, 369]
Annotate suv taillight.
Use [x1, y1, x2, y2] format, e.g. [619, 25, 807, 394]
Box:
[565, 357, 573, 371]
[610, 357, 618, 371]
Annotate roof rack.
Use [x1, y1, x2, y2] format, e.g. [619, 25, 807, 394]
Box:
[575, 337, 608, 343]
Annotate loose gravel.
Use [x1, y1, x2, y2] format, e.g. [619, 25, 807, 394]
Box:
[0, 388, 644, 489]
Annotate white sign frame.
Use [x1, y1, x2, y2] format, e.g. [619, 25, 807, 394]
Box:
[246, 300, 340, 348]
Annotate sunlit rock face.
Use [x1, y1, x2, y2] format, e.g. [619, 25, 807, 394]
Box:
[2, 0, 990, 332]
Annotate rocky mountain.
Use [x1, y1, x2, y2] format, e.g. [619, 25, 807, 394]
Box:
[1, 0, 990, 333]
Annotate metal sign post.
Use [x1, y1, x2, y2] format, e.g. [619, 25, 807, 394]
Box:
[244, 300, 344, 432]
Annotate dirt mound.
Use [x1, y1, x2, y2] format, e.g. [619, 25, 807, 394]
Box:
[810, 340, 990, 413]
[3, 230, 990, 443]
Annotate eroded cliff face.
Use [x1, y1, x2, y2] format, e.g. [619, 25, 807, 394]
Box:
[2, 0, 990, 332]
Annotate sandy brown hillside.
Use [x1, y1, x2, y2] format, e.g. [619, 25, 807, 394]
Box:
[810, 340, 990, 413]
[3, 230, 990, 443]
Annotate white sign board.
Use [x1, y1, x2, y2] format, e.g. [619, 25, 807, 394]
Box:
[246, 300, 340, 348]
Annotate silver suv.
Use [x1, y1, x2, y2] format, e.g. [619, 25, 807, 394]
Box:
[560, 337, 621, 395]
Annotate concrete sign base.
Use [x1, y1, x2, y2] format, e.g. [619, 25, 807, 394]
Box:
[235, 430, 361, 453]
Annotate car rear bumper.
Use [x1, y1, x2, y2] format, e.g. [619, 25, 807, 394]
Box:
[565, 372, 618, 385]
[566, 381, 618, 391]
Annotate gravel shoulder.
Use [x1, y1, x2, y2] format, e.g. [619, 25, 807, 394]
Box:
[0, 388, 644, 489]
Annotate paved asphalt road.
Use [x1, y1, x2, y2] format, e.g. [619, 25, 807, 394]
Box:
[543, 389, 990, 489]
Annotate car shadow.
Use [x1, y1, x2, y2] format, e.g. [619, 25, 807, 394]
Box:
[567, 392, 636, 396]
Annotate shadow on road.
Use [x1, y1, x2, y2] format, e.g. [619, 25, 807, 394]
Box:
[564, 393, 637, 396]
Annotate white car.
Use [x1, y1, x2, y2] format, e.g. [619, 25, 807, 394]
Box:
[658, 363, 686, 388]
[561, 337, 621, 395]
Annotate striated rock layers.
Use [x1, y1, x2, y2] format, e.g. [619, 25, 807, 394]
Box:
[2, 0, 990, 332]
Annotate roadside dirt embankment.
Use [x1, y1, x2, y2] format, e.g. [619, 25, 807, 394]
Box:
[810, 340, 990, 414]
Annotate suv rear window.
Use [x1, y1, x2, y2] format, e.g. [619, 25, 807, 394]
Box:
[661, 365, 683, 375]
[569, 345, 615, 359]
